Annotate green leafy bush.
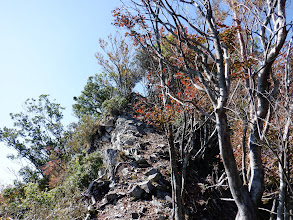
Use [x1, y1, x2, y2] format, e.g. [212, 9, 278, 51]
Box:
[0, 184, 26, 219]
[0, 151, 103, 219]
[102, 95, 128, 116]
[66, 115, 100, 155]
[0, 94, 66, 183]
[67, 151, 103, 190]
[73, 73, 115, 119]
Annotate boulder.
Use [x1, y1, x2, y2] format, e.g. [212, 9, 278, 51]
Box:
[145, 168, 159, 176]
[104, 148, 119, 180]
[134, 158, 150, 168]
[129, 185, 144, 199]
[147, 173, 161, 183]
[138, 180, 155, 194]
[111, 116, 145, 150]
[105, 192, 118, 203]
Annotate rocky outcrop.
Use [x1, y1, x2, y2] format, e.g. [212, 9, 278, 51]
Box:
[104, 148, 119, 181]
[111, 116, 145, 150]
[85, 114, 235, 220]
[85, 115, 173, 219]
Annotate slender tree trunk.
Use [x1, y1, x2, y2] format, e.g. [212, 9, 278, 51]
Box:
[248, 62, 273, 206]
[167, 124, 184, 220]
[248, 125, 265, 206]
[242, 115, 248, 185]
[270, 198, 277, 220]
[277, 152, 286, 220]
[215, 109, 258, 220]
[278, 104, 292, 220]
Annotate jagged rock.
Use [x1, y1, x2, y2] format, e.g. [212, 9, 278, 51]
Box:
[147, 173, 161, 183]
[86, 124, 113, 154]
[88, 180, 111, 201]
[111, 116, 145, 150]
[92, 113, 178, 219]
[145, 168, 159, 176]
[134, 158, 150, 168]
[104, 148, 119, 180]
[105, 192, 118, 203]
[129, 185, 144, 199]
[131, 212, 139, 219]
[149, 155, 157, 163]
[138, 180, 155, 194]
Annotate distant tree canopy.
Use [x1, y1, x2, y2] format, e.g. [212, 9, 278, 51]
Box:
[73, 74, 115, 119]
[0, 95, 66, 183]
[96, 32, 141, 97]
[73, 33, 143, 119]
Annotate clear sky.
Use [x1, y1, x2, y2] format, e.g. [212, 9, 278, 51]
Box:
[0, 0, 123, 186]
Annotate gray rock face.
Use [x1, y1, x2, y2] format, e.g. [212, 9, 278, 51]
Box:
[88, 180, 111, 201]
[111, 116, 145, 150]
[145, 168, 159, 176]
[129, 185, 144, 199]
[134, 158, 150, 168]
[147, 173, 161, 183]
[138, 180, 155, 194]
[105, 192, 118, 203]
[104, 148, 119, 180]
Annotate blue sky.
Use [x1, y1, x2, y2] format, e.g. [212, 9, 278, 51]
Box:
[0, 0, 123, 185]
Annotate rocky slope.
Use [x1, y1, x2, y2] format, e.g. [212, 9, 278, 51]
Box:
[84, 114, 237, 220]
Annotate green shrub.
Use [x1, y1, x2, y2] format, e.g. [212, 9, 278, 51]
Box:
[0, 184, 26, 219]
[73, 73, 115, 119]
[66, 115, 101, 155]
[67, 151, 103, 190]
[0, 151, 103, 219]
[102, 95, 128, 116]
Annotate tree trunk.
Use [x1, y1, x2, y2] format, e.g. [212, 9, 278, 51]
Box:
[248, 125, 265, 206]
[215, 109, 258, 220]
[277, 152, 286, 220]
[167, 124, 184, 220]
